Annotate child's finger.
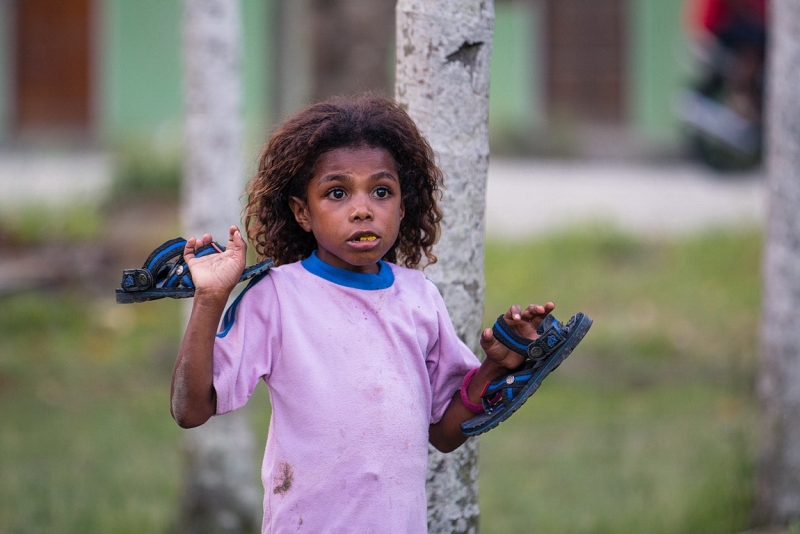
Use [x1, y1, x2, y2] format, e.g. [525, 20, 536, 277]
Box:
[479, 327, 504, 359]
[520, 302, 555, 321]
[227, 227, 249, 261]
[521, 303, 544, 320]
[520, 304, 538, 319]
[504, 304, 522, 322]
[479, 327, 494, 347]
[184, 237, 198, 259]
[224, 226, 237, 250]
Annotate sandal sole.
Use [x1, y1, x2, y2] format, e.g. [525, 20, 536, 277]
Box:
[115, 288, 197, 304]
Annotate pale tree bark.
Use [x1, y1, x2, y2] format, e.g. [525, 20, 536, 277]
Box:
[179, 1, 261, 532]
[395, 1, 494, 532]
[755, 0, 800, 527]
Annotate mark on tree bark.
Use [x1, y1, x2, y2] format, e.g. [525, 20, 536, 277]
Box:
[446, 41, 484, 76]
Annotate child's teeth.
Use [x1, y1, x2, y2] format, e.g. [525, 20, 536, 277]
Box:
[359, 235, 377, 241]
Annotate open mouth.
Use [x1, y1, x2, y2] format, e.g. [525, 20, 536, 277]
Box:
[358, 235, 377, 242]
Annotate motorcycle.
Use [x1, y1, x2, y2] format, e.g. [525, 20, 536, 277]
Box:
[677, 27, 765, 171]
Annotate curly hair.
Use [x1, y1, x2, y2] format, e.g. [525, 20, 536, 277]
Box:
[244, 94, 443, 269]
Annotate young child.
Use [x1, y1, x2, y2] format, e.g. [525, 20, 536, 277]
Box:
[170, 94, 562, 532]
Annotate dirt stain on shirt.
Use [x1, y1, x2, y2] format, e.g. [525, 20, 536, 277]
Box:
[273, 461, 294, 495]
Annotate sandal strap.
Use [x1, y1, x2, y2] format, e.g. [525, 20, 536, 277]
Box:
[480, 360, 540, 413]
[143, 237, 187, 274]
[492, 314, 567, 360]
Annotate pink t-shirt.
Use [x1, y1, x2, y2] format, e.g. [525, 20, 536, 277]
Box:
[213, 252, 480, 533]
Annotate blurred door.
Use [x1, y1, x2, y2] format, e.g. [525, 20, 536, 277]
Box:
[544, 0, 627, 123]
[14, 0, 93, 138]
[308, 0, 394, 101]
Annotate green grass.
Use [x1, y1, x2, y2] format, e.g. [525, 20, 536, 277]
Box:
[0, 293, 184, 534]
[480, 228, 761, 533]
[0, 227, 762, 533]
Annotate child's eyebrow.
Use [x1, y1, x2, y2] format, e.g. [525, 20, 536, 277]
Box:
[318, 170, 399, 184]
[370, 171, 400, 182]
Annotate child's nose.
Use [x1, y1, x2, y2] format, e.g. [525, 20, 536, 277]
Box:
[350, 195, 373, 221]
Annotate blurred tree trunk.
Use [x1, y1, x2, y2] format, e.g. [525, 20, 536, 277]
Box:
[395, 1, 494, 532]
[179, 1, 261, 532]
[754, 0, 800, 527]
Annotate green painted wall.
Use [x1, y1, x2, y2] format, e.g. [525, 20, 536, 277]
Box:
[629, 0, 690, 145]
[102, 0, 273, 145]
[103, 0, 183, 138]
[489, 2, 542, 138]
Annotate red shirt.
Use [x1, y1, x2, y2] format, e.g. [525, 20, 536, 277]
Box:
[688, 0, 767, 35]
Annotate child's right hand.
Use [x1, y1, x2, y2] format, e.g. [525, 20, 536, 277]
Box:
[184, 226, 247, 300]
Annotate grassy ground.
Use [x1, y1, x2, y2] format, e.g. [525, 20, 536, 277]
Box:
[480, 228, 761, 533]
[0, 225, 762, 533]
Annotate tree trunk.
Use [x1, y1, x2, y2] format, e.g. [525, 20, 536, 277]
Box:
[395, 1, 494, 532]
[754, 0, 800, 527]
[179, 1, 261, 532]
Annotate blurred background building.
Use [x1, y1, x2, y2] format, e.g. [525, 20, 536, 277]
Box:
[0, 0, 691, 204]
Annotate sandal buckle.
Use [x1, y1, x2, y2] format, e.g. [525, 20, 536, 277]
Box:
[121, 269, 153, 292]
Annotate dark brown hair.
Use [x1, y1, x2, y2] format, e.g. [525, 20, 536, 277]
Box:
[244, 94, 443, 269]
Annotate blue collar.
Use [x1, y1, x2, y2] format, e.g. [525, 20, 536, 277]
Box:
[301, 251, 394, 290]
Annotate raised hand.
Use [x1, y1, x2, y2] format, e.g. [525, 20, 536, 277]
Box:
[479, 302, 555, 370]
[183, 226, 247, 299]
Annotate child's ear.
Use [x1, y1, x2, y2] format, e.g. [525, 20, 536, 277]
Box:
[288, 196, 312, 232]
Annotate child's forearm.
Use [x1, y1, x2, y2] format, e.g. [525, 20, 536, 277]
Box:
[170, 292, 228, 428]
[428, 359, 505, 452]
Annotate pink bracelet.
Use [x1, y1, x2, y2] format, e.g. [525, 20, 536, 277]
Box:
[460, 367, 484, 414]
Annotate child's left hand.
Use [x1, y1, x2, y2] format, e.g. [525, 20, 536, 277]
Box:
[430, 301, 556, 452]
[479, 302, 555, 370]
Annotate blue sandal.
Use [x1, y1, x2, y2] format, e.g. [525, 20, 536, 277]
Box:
[115, 237, 272, 304]
[461, 312, 592, 436]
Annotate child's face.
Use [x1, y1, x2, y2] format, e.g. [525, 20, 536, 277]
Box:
[289, 145, 404, 274]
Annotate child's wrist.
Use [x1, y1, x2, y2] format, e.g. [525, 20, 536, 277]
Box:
[462, 360, 506, 411]
[192, 288, 231, 310]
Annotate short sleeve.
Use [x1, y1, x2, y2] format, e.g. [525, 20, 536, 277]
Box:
[425, 283, 481, 424]
[213, 275, 281, 415]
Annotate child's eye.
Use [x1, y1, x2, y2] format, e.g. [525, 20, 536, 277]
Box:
[326, 188, 346, 200]
[374, 187, 391, 199]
